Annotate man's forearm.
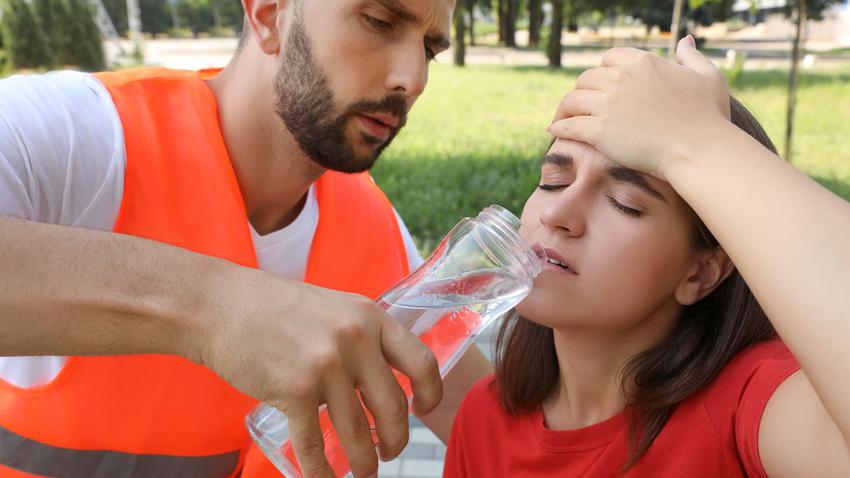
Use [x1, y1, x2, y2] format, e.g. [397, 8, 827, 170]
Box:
[0, 214, 227, 360]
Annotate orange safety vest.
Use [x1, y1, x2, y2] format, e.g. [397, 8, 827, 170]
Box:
[0, 67, 410, 477]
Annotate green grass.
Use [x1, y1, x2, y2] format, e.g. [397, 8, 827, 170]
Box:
[372, 63, 850, 253]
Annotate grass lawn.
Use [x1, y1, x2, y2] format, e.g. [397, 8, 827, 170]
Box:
[372, 63, 850, 254]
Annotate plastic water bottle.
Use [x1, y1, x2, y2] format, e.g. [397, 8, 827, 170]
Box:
[246, 205, 546, 477]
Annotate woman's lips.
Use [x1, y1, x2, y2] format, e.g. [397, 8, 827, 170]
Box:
[542, 247, 578, 275]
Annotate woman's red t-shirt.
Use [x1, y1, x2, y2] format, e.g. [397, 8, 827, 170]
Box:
[444, 340, 798, 477]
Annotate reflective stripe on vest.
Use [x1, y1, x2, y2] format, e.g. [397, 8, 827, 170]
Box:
[0, 67, 409, 477]
[0, 426, 239, 478]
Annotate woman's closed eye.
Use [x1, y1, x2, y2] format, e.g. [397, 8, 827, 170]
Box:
[537, 183, 569, 191]
[607, 197, 643, 217]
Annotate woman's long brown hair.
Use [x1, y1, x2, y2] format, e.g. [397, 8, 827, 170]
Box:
[494, 97, 779, 470]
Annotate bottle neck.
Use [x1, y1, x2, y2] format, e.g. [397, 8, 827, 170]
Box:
[475, 206, 544, 277]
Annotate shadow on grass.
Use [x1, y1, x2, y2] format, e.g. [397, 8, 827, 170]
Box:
[372, 153, 542, 253]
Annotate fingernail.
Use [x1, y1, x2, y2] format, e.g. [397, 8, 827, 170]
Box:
[686, 35, 696, 49]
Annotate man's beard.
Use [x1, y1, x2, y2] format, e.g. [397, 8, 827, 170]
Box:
[274, 18, 408, 174]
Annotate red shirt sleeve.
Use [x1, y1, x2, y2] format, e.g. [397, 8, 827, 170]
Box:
[734, 345, 800, 478]
[699, 340, 799, 478]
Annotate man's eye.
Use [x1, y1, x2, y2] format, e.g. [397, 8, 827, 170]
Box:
[363, 14, 393, 31]
[425, 46, 437, 60]
[537, 184, 568, 191]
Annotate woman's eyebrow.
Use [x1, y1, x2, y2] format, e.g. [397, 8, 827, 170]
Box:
[540, 153, 572, 167]
[607, 165, 667, 202]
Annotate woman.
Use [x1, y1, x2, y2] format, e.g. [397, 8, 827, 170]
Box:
[444, 37, 850, 477]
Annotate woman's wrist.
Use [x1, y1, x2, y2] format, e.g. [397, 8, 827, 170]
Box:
[660, 118, 742, 186]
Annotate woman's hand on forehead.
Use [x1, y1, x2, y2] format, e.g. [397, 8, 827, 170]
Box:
[547, 37, 730, 182]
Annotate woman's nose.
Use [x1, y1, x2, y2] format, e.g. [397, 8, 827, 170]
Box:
[539, 190, 587, 238]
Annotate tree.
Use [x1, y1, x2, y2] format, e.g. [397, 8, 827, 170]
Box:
[548, 0, 563, 67]
[65, 0, 106, 71]
[101, 0, 129, 35]
[529, 0, 542, 47]
[505, 0, 517, 47]
[35, 0, 70, 62]
[454, 1, 466, 66]
[218, 0, 243, 32]
[139, 0, 172, 35]
[0, 0, 54, 69]
[783, 0, 842, 162]
[627, 0, 734, 35]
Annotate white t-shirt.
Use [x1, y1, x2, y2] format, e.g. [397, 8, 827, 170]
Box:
[0, 71, 423, 388]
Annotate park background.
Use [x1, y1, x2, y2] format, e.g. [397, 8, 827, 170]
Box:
[1, 0, 849, 475]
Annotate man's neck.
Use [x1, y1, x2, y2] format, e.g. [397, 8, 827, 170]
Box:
[205, 60, 324, 235]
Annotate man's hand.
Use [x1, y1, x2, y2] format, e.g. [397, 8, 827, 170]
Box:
[194, 268, 443, 478]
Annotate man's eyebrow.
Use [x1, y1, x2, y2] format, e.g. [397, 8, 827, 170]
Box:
[540, 153, 572, 167]
[375, 0, 420, 23]
[373, 0, 451, 50]
[607, 165, 667, 202]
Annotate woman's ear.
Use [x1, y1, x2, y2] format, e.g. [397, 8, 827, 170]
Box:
[241, 0, 290, 55]
[675, 248, 735, 306]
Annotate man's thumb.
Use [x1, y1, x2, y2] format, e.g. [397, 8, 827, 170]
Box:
[675, 35, 716, 76]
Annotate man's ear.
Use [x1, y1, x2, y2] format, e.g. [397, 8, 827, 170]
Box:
[241, 0, 290, 55]
[674, 248, 735, 306]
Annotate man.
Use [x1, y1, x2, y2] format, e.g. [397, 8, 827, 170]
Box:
[0, 0, 491, 476]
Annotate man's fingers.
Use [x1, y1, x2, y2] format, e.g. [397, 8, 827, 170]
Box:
[378, 316, 442, 417]
[356, 363, 411, 461]
[325, 378, 379, 478]
[552, 90, 604, 123]
[285, 402, 335, 478]
[547, 116, 601, 148]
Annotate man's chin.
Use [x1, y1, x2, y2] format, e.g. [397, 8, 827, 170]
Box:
[319, 151, 378, 174]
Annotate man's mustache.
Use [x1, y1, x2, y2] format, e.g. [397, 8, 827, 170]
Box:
[345, 94, 409, 129]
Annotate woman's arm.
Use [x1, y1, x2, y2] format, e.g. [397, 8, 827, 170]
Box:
[549, 39, 850, 475]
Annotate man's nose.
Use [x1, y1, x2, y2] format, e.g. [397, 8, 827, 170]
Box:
[384, 46, 428, 98]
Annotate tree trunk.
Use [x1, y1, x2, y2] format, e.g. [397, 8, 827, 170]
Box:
[468, 3, 476, 46]
[668, 0, 685, 58]
[529, 0, 542, 47]
[785, 0, 807, 163]
[212, 0, 222, 27]
[548, 0, 563, 67]
[498, 0, 506, 44]
[505, 0, 517, 47]
[169, 0, 180, 30]
[454, 2, 466, 66]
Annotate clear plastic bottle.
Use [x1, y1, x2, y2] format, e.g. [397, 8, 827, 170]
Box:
[246, 205, 546, 477]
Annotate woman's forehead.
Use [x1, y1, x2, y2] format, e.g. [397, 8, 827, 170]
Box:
[546, 139, 603, 162]
[544, 138, 681, 203]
